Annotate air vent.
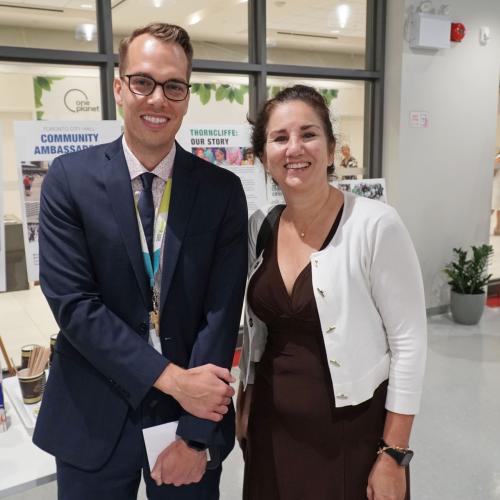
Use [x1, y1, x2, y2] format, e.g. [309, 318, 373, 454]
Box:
[0, 3, 63, 12]
[276, 31, 339, 40]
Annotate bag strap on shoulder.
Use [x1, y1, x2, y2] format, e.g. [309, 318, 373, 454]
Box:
[256, 204, 285, 257]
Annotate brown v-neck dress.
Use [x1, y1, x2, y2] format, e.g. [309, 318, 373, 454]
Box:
[244, 207, 409, 500]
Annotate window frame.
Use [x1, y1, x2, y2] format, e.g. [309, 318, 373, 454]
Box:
[0, 0, 386, 177]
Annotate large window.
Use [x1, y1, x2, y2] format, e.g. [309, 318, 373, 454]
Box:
[0, 0, 385, 177]
[267, 0, 367, 69]
[0, 2, 98, 52]
[112, 0, 249, 62]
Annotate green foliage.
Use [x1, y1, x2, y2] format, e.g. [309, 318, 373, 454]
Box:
[190, 82, 338, 107]
[318, 88, 339, 106]
[267, 86, 338, 105]
[191, 83, 216, 105]
[443, 245, 494, 294]
[33, 76, 63, 115]
[192, 83, 248, 106]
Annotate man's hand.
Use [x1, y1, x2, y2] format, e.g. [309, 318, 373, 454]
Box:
[151, 439, 207, 487]
[154, 363, 235, 421]
[366, 453, 406, 500]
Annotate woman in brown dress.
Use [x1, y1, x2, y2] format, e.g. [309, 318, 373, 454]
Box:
[237, 85, 427, 500]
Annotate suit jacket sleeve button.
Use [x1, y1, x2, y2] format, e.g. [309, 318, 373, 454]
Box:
[249, 318, 254, 327]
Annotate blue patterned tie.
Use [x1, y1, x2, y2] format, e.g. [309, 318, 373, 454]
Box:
[138, 172, 155, 257]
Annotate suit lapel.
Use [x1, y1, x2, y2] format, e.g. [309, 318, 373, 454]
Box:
[160, 145, 199, 315]
[102, 138, 151, 308]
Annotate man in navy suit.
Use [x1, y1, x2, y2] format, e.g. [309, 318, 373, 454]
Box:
[33, 23, 248, 499]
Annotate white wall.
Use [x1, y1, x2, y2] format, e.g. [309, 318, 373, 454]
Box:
[384, 0, 500, 309]
[497, 92, 500, 148]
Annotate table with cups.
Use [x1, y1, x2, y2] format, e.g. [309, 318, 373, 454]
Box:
[0, 337, 57, 498]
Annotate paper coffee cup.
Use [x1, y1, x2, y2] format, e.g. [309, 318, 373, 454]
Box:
[21, 344, 37, 370]
[17, 369, 46, 404]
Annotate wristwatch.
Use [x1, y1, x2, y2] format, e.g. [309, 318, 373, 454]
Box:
[185, 439, 208, 452]
[377, 439, 414, 467]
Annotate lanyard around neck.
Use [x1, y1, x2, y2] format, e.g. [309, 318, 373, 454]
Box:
[134, 178, 172, 289]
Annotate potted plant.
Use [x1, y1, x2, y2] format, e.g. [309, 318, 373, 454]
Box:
[443, 244, 494, 325]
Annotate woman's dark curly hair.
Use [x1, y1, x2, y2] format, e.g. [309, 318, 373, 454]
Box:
[250, 85, 336, 162]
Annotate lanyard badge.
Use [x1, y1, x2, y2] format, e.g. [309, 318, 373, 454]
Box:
[135, 178, 172, 336]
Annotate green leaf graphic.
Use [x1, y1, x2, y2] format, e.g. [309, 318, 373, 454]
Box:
[34, 83, 42, 108]
[234, 88, 244, 104]
[215, 85, 229, 101]
[33, 76, 64, 110]
[199, 84, 211, 104]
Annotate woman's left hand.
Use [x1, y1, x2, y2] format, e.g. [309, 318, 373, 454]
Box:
[366, 453, 406, 500]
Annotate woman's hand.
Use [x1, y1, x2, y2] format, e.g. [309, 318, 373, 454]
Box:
[366, 453, 406, 500]
[236, 382, 253, 458]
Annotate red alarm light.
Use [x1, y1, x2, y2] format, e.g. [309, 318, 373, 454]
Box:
[450, 22, 466, 42]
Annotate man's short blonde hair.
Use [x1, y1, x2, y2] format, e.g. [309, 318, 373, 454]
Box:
[118, 23, 193, 79]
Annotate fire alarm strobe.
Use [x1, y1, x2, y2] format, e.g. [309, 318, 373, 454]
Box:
[450, 22, 466, 42]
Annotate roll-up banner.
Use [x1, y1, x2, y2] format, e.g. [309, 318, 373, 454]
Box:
[14, 121, 122, 282]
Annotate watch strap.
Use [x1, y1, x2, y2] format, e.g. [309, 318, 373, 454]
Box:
[377, 439, 414, 467]
[185, 439, 208, 452]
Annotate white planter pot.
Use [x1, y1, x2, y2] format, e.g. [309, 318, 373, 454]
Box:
[450, 290, 486, 325]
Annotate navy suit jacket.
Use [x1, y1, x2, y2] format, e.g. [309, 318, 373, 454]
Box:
[33, 137, 248, 471]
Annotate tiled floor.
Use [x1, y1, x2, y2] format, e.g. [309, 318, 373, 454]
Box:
[2, 289, 500, 499]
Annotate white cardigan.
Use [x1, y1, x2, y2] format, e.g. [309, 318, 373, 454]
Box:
[239, 191, 427, 415]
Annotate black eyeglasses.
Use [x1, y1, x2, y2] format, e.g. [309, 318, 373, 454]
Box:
[122, 74, 191, 101]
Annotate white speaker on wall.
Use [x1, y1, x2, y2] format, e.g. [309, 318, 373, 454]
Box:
[409, 12, 451, 50]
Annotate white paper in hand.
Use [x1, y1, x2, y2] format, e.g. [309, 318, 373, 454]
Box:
[142, 420, 179, 470]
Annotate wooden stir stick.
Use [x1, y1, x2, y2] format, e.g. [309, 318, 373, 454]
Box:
[0, 336, 17, 376]
[27, 346, 50, 377]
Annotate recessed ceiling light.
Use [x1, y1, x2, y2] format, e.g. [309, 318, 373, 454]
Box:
[336, 4, 351, 29]
[80, 3, 93, 8]
[188, 12, 203, 25]
[75, 23, 97, 42]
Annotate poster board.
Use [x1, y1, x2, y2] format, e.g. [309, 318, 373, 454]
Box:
[267, 176, 387, 206]
[0, 124, 5, 291]
[332, 178, 387, 203]
[14, 121, 122, 282]
[177, 124, 267, 217]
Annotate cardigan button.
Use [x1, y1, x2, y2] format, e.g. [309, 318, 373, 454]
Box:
[314, 259, 319, 267]
[326, 325, 336, 333]
[329, 359, 341, 367]
[337, 393, 348, 399]
[317, 288, 326, 297]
